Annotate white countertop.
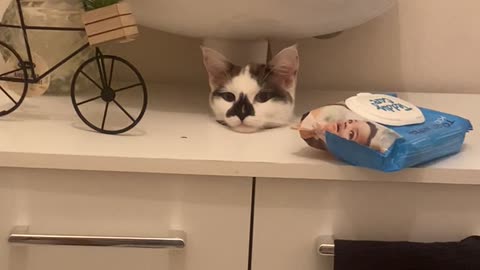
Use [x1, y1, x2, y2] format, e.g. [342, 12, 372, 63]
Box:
[1, 85, 478, 185]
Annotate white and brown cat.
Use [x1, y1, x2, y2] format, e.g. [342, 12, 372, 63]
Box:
[201, 45, 299, 133]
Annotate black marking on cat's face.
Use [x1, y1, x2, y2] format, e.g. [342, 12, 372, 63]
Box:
[227, 64, 243, 78]
[212, 89, 236, 102]
[210, 64, 242, 102]
[226, 93, 255, 121]
[254, 85, 293, 104]
[249, 64, 269, 83]
[247, 64, 293, 104]
[213, 63, 242, 88]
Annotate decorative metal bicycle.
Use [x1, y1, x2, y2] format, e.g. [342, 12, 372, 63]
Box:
[0, 0, 148, 135]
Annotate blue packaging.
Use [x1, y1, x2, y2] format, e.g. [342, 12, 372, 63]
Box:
[299, 96, 473, 172]
[325, 107, 473, 172]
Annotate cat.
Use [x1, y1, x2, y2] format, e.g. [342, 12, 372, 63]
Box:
[201, 45, 299, 133]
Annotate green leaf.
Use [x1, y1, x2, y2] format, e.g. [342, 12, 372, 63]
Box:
[82, 0, 121, 10]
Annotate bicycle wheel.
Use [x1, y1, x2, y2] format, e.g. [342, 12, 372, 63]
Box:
[71, 50, 148, 135]
[0, 41, 28, 117]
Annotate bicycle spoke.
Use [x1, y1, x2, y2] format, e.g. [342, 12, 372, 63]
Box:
[113, 100, 135, 122]
[76, 95, 101, 106]
[80, 71, 103, 91]
[0, 68, 22, 78]
[96, 56, 108, 88]
[0, 85, 17, 104]
[115, 83, 142, 93]
[102, 102, 110, 130]
[108, 59, 115, 87]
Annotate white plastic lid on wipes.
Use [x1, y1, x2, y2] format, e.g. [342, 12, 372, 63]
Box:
[345, 93, 425, 126]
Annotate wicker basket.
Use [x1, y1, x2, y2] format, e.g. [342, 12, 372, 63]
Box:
[82, 2, 139, 46]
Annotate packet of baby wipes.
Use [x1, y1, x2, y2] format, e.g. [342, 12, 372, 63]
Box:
[298, 93, 473, 172]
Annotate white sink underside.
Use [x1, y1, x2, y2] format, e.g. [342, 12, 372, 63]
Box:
[130, 0, 396, 39]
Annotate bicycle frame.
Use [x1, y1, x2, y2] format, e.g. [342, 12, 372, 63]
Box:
[0, 0, 90, 84]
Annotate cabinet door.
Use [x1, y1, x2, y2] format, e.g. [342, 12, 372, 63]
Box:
[0, 176, 17, 269]
[1, 167, 252, 270]
[252, 178, 480, 270]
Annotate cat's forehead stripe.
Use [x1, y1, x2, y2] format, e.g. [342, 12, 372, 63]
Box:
[224, 66, 262, 94]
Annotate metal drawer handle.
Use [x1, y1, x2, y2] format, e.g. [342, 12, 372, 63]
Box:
[317, 236, 334, 256]
[8, 227, 185, 249]
[318, 243, 335, 256]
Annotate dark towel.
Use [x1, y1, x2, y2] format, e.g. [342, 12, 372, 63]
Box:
[334, 236, 480, 270]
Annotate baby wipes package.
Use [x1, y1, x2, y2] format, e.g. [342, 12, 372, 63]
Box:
[298, 93, 473, 172]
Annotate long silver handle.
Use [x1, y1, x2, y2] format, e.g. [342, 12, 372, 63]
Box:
[8, 227, 185, 249]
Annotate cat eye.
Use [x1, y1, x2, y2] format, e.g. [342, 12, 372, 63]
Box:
[220, 92, 236, 102]
[255, 92, 274, 103]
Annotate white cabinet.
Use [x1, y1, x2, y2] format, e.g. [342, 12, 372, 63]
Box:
[0, 174, 16, 270]
[252, 178, 480, 270]
[1, 90, 480, 270]
[0, 167, 252, 270]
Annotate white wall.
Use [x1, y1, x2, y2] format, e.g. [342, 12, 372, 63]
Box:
[289, 0, 480, 93]
[110, 0, 480, 93]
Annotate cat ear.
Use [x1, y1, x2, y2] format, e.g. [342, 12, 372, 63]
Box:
[268, 45, 299, 89]
[201, 46, 236, 89]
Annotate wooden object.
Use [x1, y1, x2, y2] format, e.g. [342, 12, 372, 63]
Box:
[82, 2, 139, 46]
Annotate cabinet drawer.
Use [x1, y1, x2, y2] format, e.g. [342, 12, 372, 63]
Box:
[252, 178, 480, 270]
[1, 168, 251, 270]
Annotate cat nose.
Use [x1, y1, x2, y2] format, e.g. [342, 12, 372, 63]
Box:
[238, 106, 249, 121]
[226, 94, 255, 121]
[237, 101, 254, 121]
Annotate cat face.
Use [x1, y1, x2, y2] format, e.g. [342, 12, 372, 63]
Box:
[201, 45, 299, 133]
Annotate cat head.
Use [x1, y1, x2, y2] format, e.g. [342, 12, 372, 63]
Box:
[201, 45, 299, 133]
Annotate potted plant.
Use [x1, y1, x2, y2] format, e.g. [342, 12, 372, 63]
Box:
[82, 0, 139, 45]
